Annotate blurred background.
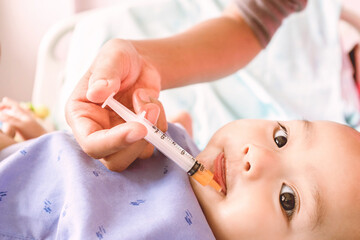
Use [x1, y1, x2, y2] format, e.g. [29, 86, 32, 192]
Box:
[0, 0, 359, 102]
[0, 0, 140, 102]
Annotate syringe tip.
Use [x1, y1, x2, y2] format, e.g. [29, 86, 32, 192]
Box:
[209, 179, 222, 193]
[191, 166, 223, 193]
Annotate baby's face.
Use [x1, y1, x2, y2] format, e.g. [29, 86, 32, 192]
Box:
[191, 120, 360, 240]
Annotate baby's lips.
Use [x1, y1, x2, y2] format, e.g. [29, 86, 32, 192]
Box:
[213, 152, 227, 195]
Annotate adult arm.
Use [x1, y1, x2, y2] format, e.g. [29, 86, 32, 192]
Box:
[340, 6, 360, 33]
[131, 0, 307, 89]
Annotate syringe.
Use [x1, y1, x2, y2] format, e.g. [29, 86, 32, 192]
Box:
[102, 93, 222, 192]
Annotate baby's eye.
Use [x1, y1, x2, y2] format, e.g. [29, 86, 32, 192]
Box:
[279, 184, 296, 220]
[274, 123, 288, 148]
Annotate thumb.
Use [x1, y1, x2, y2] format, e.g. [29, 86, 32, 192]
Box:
[85, 39, 141, 103]
[85, 41, 124, 103]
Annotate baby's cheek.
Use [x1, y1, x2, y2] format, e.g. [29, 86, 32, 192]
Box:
[226, 188, 283, 237]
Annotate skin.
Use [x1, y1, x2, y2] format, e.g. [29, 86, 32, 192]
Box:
[191, 120, 360, 240]
[0, 131, 16, 150]
[0, 97, 47, 141]
[340, 6, 360, 33]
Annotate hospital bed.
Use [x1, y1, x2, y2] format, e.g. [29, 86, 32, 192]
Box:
[31, 0, 360, 149]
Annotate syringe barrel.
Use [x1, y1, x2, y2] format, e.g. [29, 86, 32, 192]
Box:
[144, 125, 195, 172]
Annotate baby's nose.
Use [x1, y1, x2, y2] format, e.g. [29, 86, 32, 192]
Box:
[241, 144, 280, 180]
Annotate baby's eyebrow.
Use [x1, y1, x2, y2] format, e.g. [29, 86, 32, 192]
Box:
[300, 120, 325, 229]
[301, 119, 311, 134]
[310, 185, 325, 231]
[300, 119, 313, 147]
[302, 119, 311, 127]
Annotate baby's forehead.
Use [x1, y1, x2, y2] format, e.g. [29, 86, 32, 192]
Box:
[313, 120, 360, 142]
[334, 124, 360, 155]
[318, 123, 360, 225]
[319, 121, 360, 166]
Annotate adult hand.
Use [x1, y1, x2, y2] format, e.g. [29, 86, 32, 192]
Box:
[84, 39, 161, 104]
[66, 39, 166, 172]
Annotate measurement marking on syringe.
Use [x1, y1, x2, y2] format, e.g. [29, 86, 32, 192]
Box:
[151, 125, 194, 160]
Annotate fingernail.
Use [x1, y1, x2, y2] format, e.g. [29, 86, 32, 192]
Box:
[89, 79, 108, 90]
[145, 107, 159, 124]
[137, 89, 150, 103]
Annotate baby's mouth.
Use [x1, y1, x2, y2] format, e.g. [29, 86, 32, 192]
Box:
[213, 152, 227, 195]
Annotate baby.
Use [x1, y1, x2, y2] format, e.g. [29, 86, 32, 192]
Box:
[0, 116, 359, 239]
[192, 119, 360, 239]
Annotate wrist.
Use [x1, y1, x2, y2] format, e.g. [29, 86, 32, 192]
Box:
[130, 39, 172, 90]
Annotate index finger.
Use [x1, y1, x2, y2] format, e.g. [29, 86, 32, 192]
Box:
[66, 97, 146, 159]
[75, 120, 148, 159]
